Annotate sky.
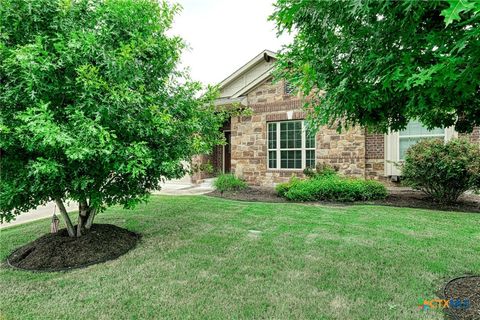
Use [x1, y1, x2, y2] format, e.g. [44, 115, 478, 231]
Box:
[170, 0, 292, 86]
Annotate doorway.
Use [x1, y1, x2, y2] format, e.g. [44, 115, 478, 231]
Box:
[223, 131, 231, 173]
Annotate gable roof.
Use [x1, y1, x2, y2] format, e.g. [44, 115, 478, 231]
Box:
[217, 50, 277, 102]
[218, 49, 276, 89]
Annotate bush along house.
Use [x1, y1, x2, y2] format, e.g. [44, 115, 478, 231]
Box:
[193, 50, 480, 186]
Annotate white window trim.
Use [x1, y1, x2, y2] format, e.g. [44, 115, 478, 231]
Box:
[267, 120, 315, 170]
[398, 132, 446, 161]
[385, 125, 456, 176]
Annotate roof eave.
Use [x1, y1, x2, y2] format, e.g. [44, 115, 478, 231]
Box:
[218, 49, 277, 90]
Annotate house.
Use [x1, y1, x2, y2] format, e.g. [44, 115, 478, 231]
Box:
[193, 50, 480, 186]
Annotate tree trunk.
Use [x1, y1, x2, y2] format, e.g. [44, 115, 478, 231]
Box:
[77, 201, 89, 237]
[55, 198, 75, 237]
[85, 208, 96, 230]
[76, 201, 97, 236]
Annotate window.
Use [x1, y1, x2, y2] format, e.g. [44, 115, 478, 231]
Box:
[268, 121, 316, 169]
[284, 81, 295, 95]
[398, 120, 445, 160]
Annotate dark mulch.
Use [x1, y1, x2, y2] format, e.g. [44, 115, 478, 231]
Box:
[207, 187, 480, 213]
[209, 187, 287, 203]
[7, 224, 139, 272]
[444, 276, 480, 320]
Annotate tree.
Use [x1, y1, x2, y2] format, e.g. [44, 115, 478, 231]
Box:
[0, 0, 224, 237]
[271, 0, 480, 133]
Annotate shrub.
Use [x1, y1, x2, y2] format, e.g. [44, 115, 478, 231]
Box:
[213, 174, 247, 193]
[279, 175, 387, 202]
[303, 163, 338, 179]
[275, 176, 301, 198]
[401, 138, 480, 203]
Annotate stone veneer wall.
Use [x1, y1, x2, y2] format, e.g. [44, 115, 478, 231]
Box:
[231, 79, 299, 185]
[191, 154, 214, 183]
[230, 78, 374, 185]
[316, 126, 365, 178]
[247, 79, 289, 104]
[210, 77, 480, 186]
[231, 110, 376, 185]
[231, 107, 307, 186]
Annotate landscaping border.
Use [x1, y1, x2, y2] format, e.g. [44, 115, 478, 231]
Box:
[5, 229, 141, 273]
[442, 275, 480, 320]
[207, 187, 480, 213]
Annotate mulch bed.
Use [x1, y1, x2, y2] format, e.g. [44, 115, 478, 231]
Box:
[7, 224, 139, 272]
[207, 187, 480, 213]
[444, 276, 480, 320]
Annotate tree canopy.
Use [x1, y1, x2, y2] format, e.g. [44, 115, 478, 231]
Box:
[271, 0, 480, 133]
[0, 0, 224, 236]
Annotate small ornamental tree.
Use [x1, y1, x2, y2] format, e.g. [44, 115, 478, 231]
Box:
[271, 0, 480, 133]
[0, 0, 224, 237]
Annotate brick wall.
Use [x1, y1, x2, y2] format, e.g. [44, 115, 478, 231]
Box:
[459, 126, 480, 143]
[472, 127, 480, 142]
[365, 133, 386, 181]
[365, 133, 384, 159]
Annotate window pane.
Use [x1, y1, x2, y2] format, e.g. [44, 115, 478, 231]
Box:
[287, 129, 294, 148]
[280, 150, 302, 169]
[268, 123, 277, 149]
[399, 137, 443, 160]
[294, 134, 302, 148]
[295, 158, 301, 168]
[280, 132, 286, 148]
[284, 81, 294, 95]
[280, 121, 302, 150]
[399, 120, 444, 136]
[306, 150, 315, 168]
[268, 150, 277, 169]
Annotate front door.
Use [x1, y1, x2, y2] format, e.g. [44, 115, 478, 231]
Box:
[224, 131, 231, 173]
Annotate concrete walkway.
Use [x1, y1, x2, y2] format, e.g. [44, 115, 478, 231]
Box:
[0, 178, 214, 230]
[0, 201, 78, 230]
[155, 178, 214, 195]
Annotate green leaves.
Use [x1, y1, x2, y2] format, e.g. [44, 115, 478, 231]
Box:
[0, 0, 223, 222]
[272, 0, 480, 133]
[402, 138, 480, 202]
[16, 102, 73, 151]
[405, 64, 445, 89]
[441, 0, 478, 26]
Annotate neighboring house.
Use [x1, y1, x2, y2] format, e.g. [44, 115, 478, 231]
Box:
[193, 50, 480, 186]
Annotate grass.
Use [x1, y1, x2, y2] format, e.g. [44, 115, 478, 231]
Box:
[1, 195, 479, 319]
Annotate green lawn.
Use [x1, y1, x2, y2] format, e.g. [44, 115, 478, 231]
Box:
[1, 196, 479, 319]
